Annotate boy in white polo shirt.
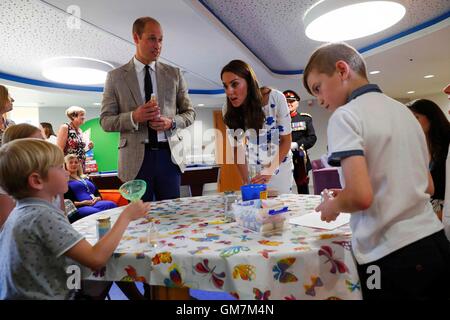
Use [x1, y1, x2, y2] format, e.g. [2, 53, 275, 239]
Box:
[303, 42, 450, 299]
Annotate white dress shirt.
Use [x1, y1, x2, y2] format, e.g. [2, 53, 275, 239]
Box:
[132, 56, 167, 142]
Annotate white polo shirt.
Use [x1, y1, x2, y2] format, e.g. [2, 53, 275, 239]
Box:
[327, 84, 443, 264]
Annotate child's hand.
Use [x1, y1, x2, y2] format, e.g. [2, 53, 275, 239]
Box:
[315, 189, 341, 222]
[122, 201, 151, 222]
[328, 188, 342, 197]
[320, 210, 340, 222]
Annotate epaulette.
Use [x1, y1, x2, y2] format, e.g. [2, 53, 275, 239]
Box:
[300, 113, 312, 118]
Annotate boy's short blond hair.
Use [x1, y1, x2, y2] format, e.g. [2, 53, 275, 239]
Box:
[1, 123, 41, 145]
[0, 139, 64, 199]
[303, 42, 368, 95]
[65, 106, 86, 120]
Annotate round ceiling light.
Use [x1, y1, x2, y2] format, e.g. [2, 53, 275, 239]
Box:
[304, 1, 406, 42]
[42, 57, 114, 85]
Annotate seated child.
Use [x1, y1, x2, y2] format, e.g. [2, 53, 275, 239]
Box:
[0, 139, 150, 299]
[0, 123, 56, 229]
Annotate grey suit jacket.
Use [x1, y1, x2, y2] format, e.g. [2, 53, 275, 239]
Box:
[100, 59, 196, 182]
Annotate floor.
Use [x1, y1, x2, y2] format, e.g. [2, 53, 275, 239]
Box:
[107, 282, 236, 300]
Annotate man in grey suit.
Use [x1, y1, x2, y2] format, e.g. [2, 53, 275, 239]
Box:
[100, 17, 196, 202]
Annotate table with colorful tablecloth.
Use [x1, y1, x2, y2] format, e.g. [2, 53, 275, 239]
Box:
[72, 194, 362, 300]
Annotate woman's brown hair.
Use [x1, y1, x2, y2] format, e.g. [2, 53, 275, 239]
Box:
[0, 85, 10, 113]
[221, 60, 265, 131]
[40, 122, 56, 139]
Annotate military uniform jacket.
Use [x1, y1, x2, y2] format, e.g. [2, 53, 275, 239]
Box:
[291, 112, 317, 172]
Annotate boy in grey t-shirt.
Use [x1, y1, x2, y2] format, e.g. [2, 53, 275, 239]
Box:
[0, 199, 83, 299]
[0, 139, 150, 299]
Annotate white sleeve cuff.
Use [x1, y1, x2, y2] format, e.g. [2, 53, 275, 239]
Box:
[291, 142, 298, 150]
[130, 112, 139, 130]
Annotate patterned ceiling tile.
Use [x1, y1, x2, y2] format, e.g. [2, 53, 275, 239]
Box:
[0, 0, 219, 90]
[201, 0, 450, 72]
[0, 0, 134, 82]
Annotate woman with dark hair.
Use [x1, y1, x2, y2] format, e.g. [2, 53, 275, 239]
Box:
[0, 85, 15, 146]
[407, 99, 450, 219]
[40, 122, 57, 144]
[442, 84, 450, 240]
[221, 60, 293, 194]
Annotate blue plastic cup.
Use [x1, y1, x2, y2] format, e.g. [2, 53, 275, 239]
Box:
[240, 184, 267, 201]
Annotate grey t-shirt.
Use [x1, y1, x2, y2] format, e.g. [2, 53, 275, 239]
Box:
[0, 198, 84, 299]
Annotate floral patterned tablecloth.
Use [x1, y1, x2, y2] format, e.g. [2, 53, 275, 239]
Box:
[72, 194, 362, 300]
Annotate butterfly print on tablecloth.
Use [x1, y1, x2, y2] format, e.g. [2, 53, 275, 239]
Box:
[194, 259, 226, 289]
[318, 245, 349, 274]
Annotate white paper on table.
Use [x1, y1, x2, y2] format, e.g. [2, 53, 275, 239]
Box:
[82, 129, 91, 145]
[288, 212, 350, 230]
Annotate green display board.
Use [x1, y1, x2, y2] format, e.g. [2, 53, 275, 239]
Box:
[80, 118, 119, 172]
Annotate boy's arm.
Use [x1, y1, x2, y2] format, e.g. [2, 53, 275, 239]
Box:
[65, 201, 150, 270]
[316, 155, 373, 219]
[338, 155, 374, 212]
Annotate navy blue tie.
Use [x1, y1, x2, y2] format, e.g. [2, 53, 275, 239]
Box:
[144, 65, 158, 148]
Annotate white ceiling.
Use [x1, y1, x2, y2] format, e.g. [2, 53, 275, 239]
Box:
[0, 0, 449, 108]
[200, 0, 450, 72]
[0, 81, 101, 108]
[1, 79, 226, 109]
[364, 23, 450, 99]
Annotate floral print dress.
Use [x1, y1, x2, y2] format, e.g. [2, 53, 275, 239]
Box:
[64, 122, 86, 166]
[245, 89, 294, 194]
